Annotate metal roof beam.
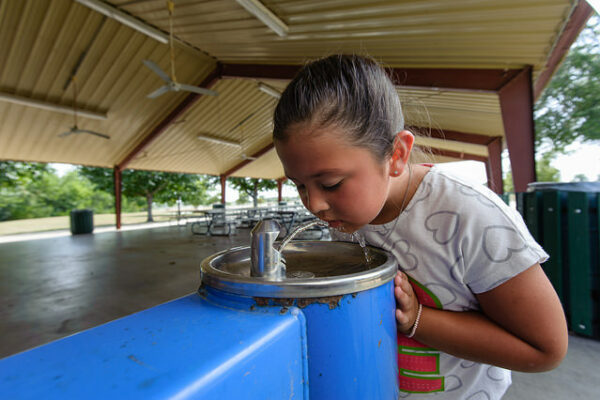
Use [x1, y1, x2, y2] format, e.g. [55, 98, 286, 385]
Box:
[389, 68, 520, 92]
[428, 148, 487, 163]
[408, 126, 500, 146]
[222, 63, 521, 92]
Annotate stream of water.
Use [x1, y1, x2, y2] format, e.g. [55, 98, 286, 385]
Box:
[278, 219, 329, 252]
[278, 219, 373, 265]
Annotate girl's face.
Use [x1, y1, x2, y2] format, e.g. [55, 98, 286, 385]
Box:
[275, 124, 393, 233]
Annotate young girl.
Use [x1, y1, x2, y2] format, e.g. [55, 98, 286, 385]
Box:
[272, 54, 567, 399]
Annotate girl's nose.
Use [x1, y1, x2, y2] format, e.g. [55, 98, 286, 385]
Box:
[305, 188, 329, 215]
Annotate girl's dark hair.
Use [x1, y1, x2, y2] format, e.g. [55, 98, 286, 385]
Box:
[273, 54, 404, 162]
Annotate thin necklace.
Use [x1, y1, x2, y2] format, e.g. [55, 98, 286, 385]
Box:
[398, 163, 413, 214]
[376, 163, 413, 250]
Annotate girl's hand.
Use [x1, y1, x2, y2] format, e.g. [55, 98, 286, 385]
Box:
[395, 264, 568, 372]
[394, 271, 420, 335]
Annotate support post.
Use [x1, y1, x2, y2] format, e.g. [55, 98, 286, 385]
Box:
[277, 178, 285, 202]
[114, 166, 122, 229]
[498, 67, 536, 193]
[220, 175, 227, 204]
[485, 137, 503, 194]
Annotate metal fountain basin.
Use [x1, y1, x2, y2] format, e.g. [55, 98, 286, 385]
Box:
[201, 241, 397, 298]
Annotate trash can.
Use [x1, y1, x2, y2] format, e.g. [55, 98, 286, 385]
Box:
[524, 182, 600, 338]
[70, 209, 94, 235]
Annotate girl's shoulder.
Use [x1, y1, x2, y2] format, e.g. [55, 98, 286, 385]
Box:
[409, 165, 518, 223]
[418, 165, 506, 206]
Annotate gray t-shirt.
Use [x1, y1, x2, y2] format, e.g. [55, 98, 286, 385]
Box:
[335, 166, 548, 399]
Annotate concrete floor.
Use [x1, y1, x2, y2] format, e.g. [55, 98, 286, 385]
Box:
[0, 224, 250, 357]
[0, 224, 598, 398]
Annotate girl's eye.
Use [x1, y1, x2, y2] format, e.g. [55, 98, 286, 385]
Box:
[322, 181, 342, 191]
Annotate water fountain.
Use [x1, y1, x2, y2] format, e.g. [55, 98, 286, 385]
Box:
[200, 219, 398, 399]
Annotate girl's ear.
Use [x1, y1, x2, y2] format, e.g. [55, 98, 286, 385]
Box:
[389, 130, 414, 176]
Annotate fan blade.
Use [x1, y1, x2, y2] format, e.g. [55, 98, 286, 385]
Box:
[178, 83, 218, 97]
[147, 85, 171, 99]
[143, 59, 171, 83]
[76, 129, 110, 139]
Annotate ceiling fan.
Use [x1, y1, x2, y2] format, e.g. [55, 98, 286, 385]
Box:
[59, 78, 109, 140]
[240, 153, 257, 161]
[143, 0, 218, 99]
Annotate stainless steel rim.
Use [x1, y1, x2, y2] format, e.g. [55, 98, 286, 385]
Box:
[200, 241, 397, 298]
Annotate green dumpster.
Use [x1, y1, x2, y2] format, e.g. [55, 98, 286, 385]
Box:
[523, 191, 543, 243]
[566, 191, 598, 337]
[540, 190, 567, 308]
[525, 182, 599, 339]
[70, 209, 94, 235]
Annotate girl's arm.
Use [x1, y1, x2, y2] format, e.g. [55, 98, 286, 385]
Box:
[395, 264, 568, 372]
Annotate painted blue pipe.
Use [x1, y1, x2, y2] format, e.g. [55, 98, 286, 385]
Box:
[300, 280, 397, 399]
[202, 280, 398, 400]
[0, 293, 309, 399]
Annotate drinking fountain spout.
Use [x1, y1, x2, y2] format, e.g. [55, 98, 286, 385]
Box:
[250, 219, 285, 280]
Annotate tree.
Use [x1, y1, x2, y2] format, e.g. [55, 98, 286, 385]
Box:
[0, 163, 117, 221]
[504, 152, 561, 193]
[79, 167, 212, 222]
[536, 153, 561, 183]
[535, 16, 600, 152]
[228, 177, 277, 208]
[0, 161, 51, 189]
[235, 191, 250, 205]
[572, 174, 589, 182]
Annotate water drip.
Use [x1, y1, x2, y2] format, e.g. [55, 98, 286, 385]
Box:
[351, 232, 373, 264]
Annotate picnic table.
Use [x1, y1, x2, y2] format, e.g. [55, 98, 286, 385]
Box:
[190, 209, 239, 236]
[188, 203, 329, 240]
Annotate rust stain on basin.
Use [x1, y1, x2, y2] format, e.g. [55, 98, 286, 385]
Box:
[253, 295, 345, 310]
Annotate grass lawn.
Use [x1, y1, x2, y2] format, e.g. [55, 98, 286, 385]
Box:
[0, 212, 177, 235]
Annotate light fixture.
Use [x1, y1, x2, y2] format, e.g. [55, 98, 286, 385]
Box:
[258, 82, 281, 99]
[197, 134, 242, 147]
[0, 92, 107, 120]
[75, 0, 169, 44]
[235, 0, 288, 37]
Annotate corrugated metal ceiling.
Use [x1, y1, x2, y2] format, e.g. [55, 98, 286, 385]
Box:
[0, 0, 587, 179]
